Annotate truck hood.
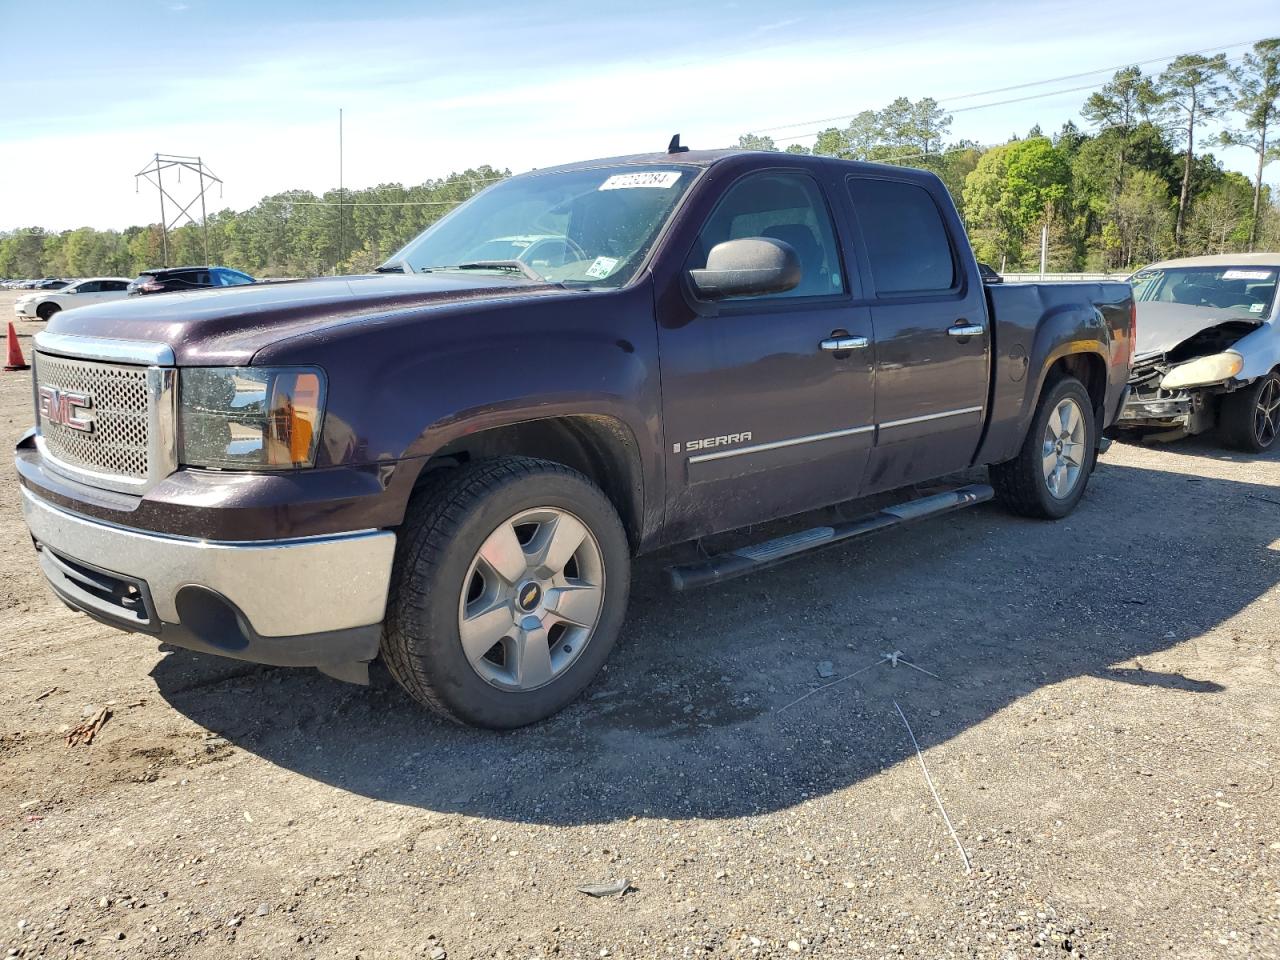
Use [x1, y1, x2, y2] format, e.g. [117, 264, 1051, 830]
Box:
[43, 273, 571, 365]
[1135, 301, 1263, 358]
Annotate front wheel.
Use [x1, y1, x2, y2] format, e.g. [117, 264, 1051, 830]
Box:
[990, 376, 1096, 519]
[382, 457, 630, 728]
[36, 303, 60, 321]
[1218, 371, 1280, 453]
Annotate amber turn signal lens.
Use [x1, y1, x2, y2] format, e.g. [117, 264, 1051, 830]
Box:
[266, 371, 323, 467]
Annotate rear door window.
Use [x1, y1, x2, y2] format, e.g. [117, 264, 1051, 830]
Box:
[846, 178, 957, 296]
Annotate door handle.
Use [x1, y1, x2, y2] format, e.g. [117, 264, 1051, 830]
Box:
[820, 336, 869, 352]
[947, 321, 985, 338]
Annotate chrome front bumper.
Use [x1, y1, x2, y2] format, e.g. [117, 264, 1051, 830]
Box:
[20, 486, 396, 675]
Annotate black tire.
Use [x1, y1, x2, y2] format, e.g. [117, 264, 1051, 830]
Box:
[990, 375, 1096, 520]
[36, 302, 60, 321]
[1217, 371, 1280, 453]
[382, 456, 630, 728]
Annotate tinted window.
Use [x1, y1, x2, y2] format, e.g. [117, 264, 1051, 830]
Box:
[692, 172, 843, 299]
[101, 281, 128, 291]
[847, 178, 955, 295]
[75, 281, 100, 293]
[218, 270, 253, 286]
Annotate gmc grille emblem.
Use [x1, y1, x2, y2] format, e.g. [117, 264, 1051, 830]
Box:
[38, 386, 95, 433]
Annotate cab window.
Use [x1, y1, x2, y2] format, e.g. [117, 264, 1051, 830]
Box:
[691, 172, 844, 299]
[847, 178, 957, 295]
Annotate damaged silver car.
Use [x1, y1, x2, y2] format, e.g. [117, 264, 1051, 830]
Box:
[1117, 253, 1280, 451]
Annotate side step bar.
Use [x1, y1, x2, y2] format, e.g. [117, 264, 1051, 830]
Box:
[666, 483, 994, 591]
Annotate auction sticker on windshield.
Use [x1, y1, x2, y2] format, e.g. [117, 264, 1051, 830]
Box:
[585, 256, 619, 279]
[1222, 269, 1274, 280]
[599, 171, 682, 190]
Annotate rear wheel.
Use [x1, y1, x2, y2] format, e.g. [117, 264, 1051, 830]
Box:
[382, 457, 630, 728]
[36, 303, 60, 321]
[990, 376, 1096, 519]
[1218, 371, 1280, 453]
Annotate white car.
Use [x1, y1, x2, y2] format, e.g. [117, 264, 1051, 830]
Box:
[14, 277, 133, 321]
[1118, 253, 1280, 451]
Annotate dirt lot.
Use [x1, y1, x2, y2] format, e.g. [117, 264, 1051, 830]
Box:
[0, 288, 1277, 959]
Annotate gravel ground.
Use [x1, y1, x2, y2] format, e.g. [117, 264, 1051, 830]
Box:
[0, 288, 1277, 959]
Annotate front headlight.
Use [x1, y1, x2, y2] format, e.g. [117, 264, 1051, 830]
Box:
[179, 367, 326, 469]
[1159, 351, 1244, 390]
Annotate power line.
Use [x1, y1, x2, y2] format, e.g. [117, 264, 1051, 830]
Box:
[747, 40, 1260, 137]
[767, 54, 1247, 146]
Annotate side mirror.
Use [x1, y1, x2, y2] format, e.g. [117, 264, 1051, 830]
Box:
[689, 237, 801, 300]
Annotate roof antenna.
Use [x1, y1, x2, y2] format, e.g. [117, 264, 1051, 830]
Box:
[667, 134, 690, 154]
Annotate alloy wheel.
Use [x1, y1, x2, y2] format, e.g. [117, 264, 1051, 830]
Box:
[1041, 397, 1086, 499]
[457, 507, 605, 691]
[1254, 378, 1280, 448]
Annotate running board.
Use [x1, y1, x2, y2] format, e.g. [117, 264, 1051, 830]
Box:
[666, 483, 994, 592]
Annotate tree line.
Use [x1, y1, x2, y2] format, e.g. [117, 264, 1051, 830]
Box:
[740, 40, 1280, 271]
[0, 168, 508, 281]
[2, 40, 1277, 280]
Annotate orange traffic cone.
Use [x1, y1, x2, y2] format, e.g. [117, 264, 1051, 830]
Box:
[5, 322, 29, 371]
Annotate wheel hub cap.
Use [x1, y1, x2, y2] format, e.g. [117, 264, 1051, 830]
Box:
[516, 581, 543, 612]
[458, 507, 605, 692]
[1041, 397, 1086, 500]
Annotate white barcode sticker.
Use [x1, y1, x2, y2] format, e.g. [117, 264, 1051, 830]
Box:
[599, 171, 681, 190]
[1222, 269, 1273, 280]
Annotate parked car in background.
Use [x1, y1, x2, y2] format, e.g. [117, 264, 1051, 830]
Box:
[35, 279, 71, 290]
[14, 278, 132, 321]
[1116, 253, 1280, 451]
[127, 266, 255, 296]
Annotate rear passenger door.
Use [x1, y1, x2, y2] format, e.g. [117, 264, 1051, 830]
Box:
[843, 175, 989, 493]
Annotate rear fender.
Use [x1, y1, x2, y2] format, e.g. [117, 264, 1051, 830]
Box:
[977, 298, 1114, 466]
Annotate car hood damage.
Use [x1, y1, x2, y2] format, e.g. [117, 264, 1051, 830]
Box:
[1135, 302, 1262, 360]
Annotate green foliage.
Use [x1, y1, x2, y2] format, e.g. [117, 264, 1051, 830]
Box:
[736, 134, 779, 152]
[1220, 38, 1280, 246]
[963, 138, 1070, 268]
[0, 167, 509, 280]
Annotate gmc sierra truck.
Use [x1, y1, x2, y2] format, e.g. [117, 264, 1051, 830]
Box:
[16, 146, 1135, 728]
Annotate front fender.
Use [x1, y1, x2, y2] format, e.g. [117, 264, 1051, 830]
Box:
[255, 283, 665, 538]
[1230, 321, 1280, 381]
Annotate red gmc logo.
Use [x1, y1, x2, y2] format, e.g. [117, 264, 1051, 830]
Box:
[38, 386, 95, 433]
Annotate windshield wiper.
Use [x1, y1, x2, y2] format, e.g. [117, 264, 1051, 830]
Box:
[453, 260, 547, 282]
[375, 259, 412, 274]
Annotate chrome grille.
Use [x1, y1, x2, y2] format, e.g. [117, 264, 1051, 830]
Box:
[35, 353, 152, 483]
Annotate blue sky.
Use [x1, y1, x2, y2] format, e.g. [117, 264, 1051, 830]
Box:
[1, 0, 1277, 230]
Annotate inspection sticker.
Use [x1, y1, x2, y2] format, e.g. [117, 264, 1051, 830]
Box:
[585, 256, 619, 279]
[1222, 269, 1273, 280]
[599, 171, 681, 190]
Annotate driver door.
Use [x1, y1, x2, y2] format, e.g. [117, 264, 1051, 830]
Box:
[656, 169, 876, 542]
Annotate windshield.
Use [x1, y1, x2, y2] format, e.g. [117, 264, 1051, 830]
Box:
[1131, 266, 1278, 320]
[385, 165, 698, 286]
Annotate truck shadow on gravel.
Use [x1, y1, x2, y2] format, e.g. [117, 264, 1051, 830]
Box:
[150, 460, 1277, 826]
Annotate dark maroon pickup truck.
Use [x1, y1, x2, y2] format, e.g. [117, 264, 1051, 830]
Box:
[16, 147, 1135, 727]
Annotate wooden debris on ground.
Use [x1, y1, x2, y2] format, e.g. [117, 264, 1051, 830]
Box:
[65, 706, 111, 747]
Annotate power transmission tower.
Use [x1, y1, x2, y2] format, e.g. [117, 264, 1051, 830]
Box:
[134, 154, 223, 268]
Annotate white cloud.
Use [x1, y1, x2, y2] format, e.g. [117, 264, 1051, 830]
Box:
[1, 0, 1275, 230]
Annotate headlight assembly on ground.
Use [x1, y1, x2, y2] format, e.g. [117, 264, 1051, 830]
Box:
[1159, 352, 1244, 391]
[179, 367, 326, 469]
